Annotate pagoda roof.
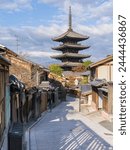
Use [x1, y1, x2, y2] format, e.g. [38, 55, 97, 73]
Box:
[52, 43, 90, 51]
[51, 53, 91, 59]
[52, 29, 89, 42]
[60, 62, 83, 67]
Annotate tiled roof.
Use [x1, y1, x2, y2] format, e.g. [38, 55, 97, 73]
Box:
[60, 62, 82, 67]
[51, 53, 91, 59]
[52, 29, 89, 42]
[0, 55, 11, 65]
[90, 79, 107, 87]
[62, 71, 90, 77]
[98, 87, 108, 93]
[80, 71, 90, 76]
[0, 45, 6, 52]
[0, 44, 6, 49]
[89, 55, 113, 68]
[0, 45, 48, 71]
[52, 43, 89, 51]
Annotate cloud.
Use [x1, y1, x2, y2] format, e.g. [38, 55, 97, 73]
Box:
[0, 20, 112, 50]
[45, 0, 112, 32]
[23, 24, 66, 39]
[0, 0, 113, 65]
[87, 0, 112, 19]
[0, 0, 32, 11]
[21, 51, 60, 57]
[38, 0, 112, 17]
[38, 0, 64, 6]
[78, 23, 113, 36]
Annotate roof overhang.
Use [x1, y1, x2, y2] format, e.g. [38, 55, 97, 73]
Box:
[52, 30, 89, 42]
[90, 79, 107, 87]
[0, 55, 11, 65]
[98, 87, 108, 93]
[89, 55, 113, 68]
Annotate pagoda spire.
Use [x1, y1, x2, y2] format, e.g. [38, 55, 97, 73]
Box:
[52, 6, 90, 71]
[69, 6, 72, 30]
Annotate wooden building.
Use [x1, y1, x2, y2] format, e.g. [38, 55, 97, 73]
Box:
[90, 55, 113, 81]
[51, 7, 90, 71]
[0, 44, 50, 149]
[89, 55, 113, 117]
[0, 50, 11, 148]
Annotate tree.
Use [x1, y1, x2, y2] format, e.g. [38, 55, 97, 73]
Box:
[72, 60, 93, 72]
[83, 60, 93, 69]
[49, 64, 63, 76]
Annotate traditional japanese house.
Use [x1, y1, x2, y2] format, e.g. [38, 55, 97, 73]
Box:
[1, 45, 50, 122]
[0, 47, 11, 149]
[89, 55, 113, 118]
[51, 6, 90, 71]
[1, 46, 49, 88]
[90, 55, 113, 81]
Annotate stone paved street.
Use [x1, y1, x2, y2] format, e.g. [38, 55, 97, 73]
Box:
[26, 96, 113, 150]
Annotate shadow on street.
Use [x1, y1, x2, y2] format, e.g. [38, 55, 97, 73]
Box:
[29, 97, 113, 150]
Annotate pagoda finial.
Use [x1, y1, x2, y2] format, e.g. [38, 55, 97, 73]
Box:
[69, 6, 72, 30]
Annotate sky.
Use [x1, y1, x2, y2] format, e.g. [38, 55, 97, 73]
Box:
[0, 0, 113, 67]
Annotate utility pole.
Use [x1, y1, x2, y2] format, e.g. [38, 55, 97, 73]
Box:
[15, 35, 20, 54]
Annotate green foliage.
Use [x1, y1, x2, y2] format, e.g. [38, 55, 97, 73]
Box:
[49, 64, 63, 76]
[83, 60, 93, 69]
[81, 76, 88, 84]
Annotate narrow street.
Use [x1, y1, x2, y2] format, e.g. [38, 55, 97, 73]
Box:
[26, 96, 113, 150]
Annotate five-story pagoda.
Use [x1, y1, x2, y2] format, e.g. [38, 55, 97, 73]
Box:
[51, 6, 90, 71]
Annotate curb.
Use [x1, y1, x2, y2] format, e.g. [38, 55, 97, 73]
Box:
[25, 111, 48, 150]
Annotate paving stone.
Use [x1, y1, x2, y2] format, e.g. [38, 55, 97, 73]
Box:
[26, 96, 113, 150]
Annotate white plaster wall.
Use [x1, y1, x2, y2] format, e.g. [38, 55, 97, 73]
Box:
[98, 65, 109, 80]
[97, 61, 113, 81]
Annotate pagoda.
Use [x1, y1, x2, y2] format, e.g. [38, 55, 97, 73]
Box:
[51, 6, 91, 71]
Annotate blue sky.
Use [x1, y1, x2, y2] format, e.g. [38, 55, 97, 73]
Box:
[0, 0, 113, 66]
